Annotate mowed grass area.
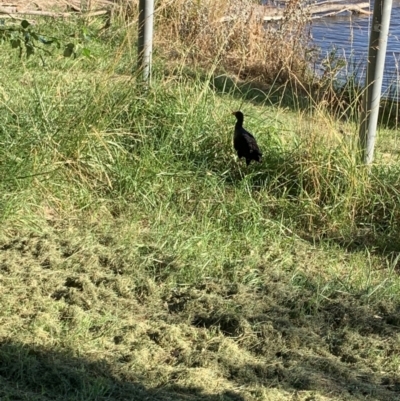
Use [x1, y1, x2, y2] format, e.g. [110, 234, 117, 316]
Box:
[1, 18, 400, 401]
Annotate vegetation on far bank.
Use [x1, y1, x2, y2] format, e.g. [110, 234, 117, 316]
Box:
[1, 2, 400, 400]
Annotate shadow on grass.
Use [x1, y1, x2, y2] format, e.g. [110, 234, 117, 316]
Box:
[210, 73, 312, 112]
[179, 69, 400, 129]
[238, 166, 400, 259]
[234, 148, 400, 256]
[168, 277, 400, 400]
[0, 341, 244, 401]
[164, 66, 313, 111]
[1, 229, 400, 401]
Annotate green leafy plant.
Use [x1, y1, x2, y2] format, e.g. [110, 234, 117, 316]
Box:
[0, 19, 77, 59]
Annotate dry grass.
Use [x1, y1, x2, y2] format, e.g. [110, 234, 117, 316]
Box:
[4, 0, 313, 86]
[0, 0, 115, 11]
[1, 220, 400, 401]
[154, 0, 312, 85]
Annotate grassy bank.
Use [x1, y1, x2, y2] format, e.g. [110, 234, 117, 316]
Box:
[1, 11, 400, 401]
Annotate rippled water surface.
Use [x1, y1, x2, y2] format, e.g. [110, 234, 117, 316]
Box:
[310, 0, 400, 98]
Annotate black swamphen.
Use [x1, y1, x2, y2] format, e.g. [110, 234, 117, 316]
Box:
[232, 111, 262, 166]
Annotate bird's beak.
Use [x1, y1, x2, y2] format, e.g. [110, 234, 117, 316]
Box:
[231, 112, 236, 115]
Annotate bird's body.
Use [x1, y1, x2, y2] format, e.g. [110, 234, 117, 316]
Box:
[232, 111, 262, 166]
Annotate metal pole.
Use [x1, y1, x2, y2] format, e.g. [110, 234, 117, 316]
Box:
[358, 0, 392, 165]
[137, 0, 154, 83]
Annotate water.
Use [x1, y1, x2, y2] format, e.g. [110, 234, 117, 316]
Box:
[310, 0, 400, 100]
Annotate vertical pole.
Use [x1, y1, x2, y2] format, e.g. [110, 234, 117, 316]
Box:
[358, 0, 392, 165]
[138, 0, 154, 83]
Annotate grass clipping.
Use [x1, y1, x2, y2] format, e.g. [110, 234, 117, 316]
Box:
[156, 0, 311, 84]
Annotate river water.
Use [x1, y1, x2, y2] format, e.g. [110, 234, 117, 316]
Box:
[310, 0, 400, 99]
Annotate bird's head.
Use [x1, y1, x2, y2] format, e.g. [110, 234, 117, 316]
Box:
[232, 111, 244, 121]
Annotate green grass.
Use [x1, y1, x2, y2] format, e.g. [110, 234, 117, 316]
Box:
[1, 17, 400, 401]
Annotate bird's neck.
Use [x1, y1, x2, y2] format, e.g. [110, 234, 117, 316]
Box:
[235, 119, 243, 128]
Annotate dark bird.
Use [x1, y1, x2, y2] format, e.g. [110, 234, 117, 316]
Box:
[232, 111, 262, 166]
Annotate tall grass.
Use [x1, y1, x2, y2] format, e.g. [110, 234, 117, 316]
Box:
[1, 28, 399, 252]
[1, 9, 400, 401]
[153, 0, 312, 84]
